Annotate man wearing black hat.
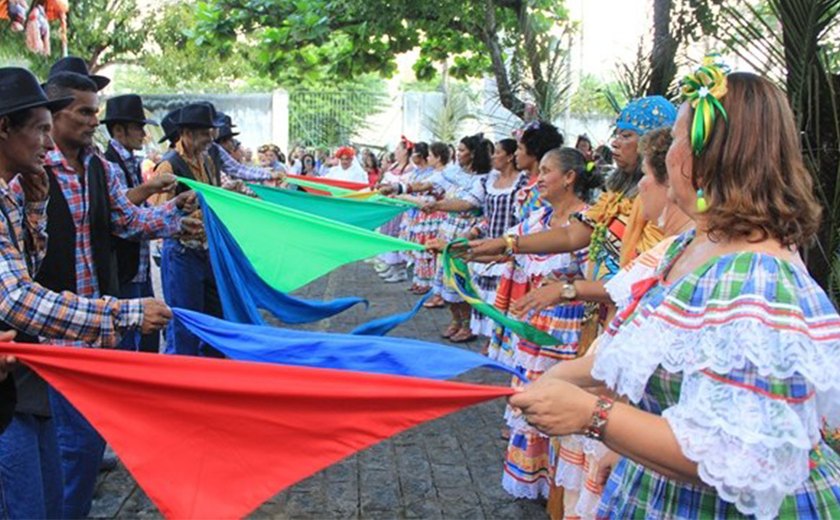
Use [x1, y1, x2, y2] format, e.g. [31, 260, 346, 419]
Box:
[42, 66, 199, 518]
[102, 94, 178, 353]
[154, 102, 229, 358]
[207, 110, 281, 183]
[0, 67, 176, 519]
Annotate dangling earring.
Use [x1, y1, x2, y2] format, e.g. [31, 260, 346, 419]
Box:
[696, 189, 708, 213]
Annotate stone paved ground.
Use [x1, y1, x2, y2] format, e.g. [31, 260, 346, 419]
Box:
[88, 259, 548, 519]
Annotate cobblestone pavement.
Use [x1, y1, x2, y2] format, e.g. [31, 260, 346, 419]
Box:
[88, 260, 549, 519]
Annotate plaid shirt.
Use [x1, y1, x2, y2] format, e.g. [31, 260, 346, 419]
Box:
[0, 177, 143, 347]
[45, 147, 183, 345]
[211, 142, 274, 181]
[109, 139, 151, 284]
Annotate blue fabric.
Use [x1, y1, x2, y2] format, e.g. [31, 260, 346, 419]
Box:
[173, 308, 523, 381]
[118, 279, 159, 353]
[49, 389, 104, 519]
[351, 291, 432, 336]
[160, 239, 224, 357]
[0, 413, 62, 519]
[202, 204, 367, 326]
[615, 95, 677, 136]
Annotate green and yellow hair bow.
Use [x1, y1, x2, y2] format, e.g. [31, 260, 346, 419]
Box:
[680, 55, 729, 156]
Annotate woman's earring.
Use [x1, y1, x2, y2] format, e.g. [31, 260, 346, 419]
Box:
[696, 189, 708, 213]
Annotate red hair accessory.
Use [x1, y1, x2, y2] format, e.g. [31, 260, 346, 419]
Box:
[400, 135, 414, 151]
[335, 146, 355, 159]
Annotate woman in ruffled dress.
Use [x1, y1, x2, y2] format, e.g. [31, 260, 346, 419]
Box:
[375, 137, 415, 282]
[388, 135, 491, 340]
[512, 126, 694, 519]
[510, 64, 840, 519]
[395, 142, 440, 294]
[479, 97, 675, 368]
[497, 147, 599, 500]
[424, 138, 527, 341]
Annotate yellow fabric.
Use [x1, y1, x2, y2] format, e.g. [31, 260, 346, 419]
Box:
[620, 197, 664, 267]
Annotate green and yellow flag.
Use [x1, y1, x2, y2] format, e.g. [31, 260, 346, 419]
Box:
[442, 240, 561, 346]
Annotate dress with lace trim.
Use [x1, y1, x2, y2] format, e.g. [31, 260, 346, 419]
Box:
[592, 230, 840, 519]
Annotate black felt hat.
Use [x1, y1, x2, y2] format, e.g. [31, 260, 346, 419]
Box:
[176, 103, 223, 129]
[101, 94, 158, 126]
[216, 124, 239, 142]
[0, 67, 74, 117]
[158, 108, 182, 144]
[46, 56, 110, 91]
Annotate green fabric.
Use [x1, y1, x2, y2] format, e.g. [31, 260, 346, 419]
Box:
[180, 179, 424, 292]
[248, 184, 409, 230]
[442, 240, 560, 346]
[281, 177, 417, 207]
[282, 176, 354, 196]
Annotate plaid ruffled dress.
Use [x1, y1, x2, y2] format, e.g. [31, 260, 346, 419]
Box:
[593, 231, 840, 519]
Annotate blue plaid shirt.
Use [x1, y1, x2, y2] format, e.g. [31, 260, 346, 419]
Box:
[211, 143, 276, 181]
[109, 139, 151, 284]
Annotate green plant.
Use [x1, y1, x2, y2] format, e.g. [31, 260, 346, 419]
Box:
[423, 85, 477, 143]
[717, 0, 840, 303]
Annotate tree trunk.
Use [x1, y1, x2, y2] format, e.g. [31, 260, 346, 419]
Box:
[482, 0, 527, 119]
[647, 0, 678, 96]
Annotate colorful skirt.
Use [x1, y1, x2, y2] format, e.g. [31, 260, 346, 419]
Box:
[501, 302, 586, 500]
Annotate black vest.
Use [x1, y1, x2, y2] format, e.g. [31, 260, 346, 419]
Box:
[0, 199, 43, 416]
[36, 156, 120, 298]
[104, 143, 141, 283]
[160, 149, 220, 195]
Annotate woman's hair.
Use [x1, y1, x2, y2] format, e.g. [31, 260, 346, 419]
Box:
[302, 153, 315, 166]
[543, 147, 602, 202]
[520, 121, 564, 160]
[497, 138, 517, 157]
[637, 127, 672, 185]
[430, 142, 450, 165]
[460, 133, 493, 174]
[413, 142, 429, 161]
[575, 134, 592, 148]
[691, 72, 821, 247]
[594, 144, 613, 164]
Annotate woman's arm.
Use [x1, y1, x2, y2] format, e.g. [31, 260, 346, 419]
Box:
[427, 198, 477, 213]
[511, 280, 613, 317]
[466, 220, 593, 258]
[509, 377, 702, 484]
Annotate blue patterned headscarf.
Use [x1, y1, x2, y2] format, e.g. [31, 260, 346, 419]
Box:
[615, 95, 677, 136]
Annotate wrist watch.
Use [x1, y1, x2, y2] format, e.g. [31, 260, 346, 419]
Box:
[560, 280, 577, 300]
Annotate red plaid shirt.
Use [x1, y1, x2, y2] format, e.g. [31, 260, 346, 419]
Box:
[44, 147, 183, 345]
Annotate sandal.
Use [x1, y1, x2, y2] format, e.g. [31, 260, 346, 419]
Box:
[442, 321, 461, 338]
[412, 286, 431, 295]
[423, 295, 445, 308]
[450, 322, 476, 343]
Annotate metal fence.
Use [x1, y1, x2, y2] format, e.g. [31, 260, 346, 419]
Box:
[289, 90, 386, 148]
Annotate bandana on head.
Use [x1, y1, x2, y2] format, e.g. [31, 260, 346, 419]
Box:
[681, 54, 729, 156]
[615, 96, 678, 136]
[335, 146, 355, 159]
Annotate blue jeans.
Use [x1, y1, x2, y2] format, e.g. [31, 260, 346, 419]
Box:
[160, 239, 224, 357]
[118, 278, 160, 353]
[49, 389, 104, 519]
[0, 413, 63, 519]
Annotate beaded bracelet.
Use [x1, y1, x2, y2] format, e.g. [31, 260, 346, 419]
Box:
[584, 395, 614, 440]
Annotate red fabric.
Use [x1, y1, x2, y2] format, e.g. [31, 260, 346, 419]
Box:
[286, 173, 369, 191]
[1, 342, 511, 518]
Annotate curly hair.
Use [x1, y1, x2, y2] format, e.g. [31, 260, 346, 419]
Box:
[637, 127, 672, 185]
[520, 121, 564, 160]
